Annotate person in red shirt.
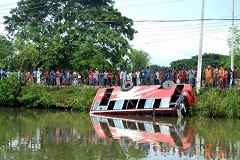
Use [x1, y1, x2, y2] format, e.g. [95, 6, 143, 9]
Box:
[178, 68, 184, 84]
[108, 71, 113, 87]
[56, 69, 60, 86]
[44, 71, 49, 86]
[88, 69, 93, 86]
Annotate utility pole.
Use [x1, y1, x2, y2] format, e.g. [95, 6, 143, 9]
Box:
[196, 0, 205, 93]
[231, 0, 235, 71]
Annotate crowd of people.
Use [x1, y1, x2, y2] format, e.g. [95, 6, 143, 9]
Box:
[0, 65, 238, 89]
[203, 65, 238, 89]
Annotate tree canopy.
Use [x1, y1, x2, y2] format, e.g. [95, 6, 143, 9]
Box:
[0, 34, 14, 69]
[128, 49, 151, 71]
[170, 53, 228, 71]
[4, 0, 136, 71]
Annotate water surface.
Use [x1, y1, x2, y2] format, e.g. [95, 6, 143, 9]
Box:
[0, 108, 239, 160]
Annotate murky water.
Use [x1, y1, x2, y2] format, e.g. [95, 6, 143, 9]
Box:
[0, 108, 239, 160]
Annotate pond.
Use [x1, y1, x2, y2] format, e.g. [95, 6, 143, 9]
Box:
[0, 108, 239, 160]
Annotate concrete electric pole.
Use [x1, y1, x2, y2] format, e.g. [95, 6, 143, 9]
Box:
[231, 0, 235, 71]
[196, 0, 205, 93]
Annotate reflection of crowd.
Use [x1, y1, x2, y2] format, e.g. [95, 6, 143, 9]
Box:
[203, 141, 238, 160]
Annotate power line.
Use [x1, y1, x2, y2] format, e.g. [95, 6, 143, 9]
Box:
[115, 0, 130, 5]
[221, 0, 232, 13]
[131, 34, 197, 45]
[137, 22, 233, 33]
[0, 2, 17, 8]
[117, 0, 188, 8]
[0, 0, 188, 15]
[131, 33, 228, 46]
[0, 0, 75, 12]
[203, 34, 227, 41]
[132, 19, 240, 22]
[1, 18, 240, 25]
[135, 28, 228, 37]
[0, 0, 187, 13]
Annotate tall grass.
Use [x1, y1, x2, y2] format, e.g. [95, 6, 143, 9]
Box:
[191, 87, 240, 118]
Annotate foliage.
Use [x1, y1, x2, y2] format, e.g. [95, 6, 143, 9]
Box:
[70, 86, 98, 111]
[0, 34, 14, 69]
[128, 49, 151, 72]
[170, 58, 197, 70]
[0, 74, 97, 109]
[192, 88, 240, 118]
[116, 57, 131, 72]
[18, 84, 52, 108]
[47, 86, 97, 111]
[4, 0, 136, 72]
[0, 74, 19, 106]
[13, 38, 62, 72]
[170, 53, 228, 71]
[149, 64, 168, 72]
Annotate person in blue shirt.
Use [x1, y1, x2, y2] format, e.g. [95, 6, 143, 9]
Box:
[166, 70, 172, 80]
[33, 70, 37, 84]
[51, 70, 56, 86]
[145, 66, 151, 86]
[1, 69, 6, 79]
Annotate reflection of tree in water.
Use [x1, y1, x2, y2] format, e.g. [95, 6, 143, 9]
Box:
[193, 118, 240, 160]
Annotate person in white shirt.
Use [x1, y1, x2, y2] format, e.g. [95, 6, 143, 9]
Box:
[123, 70, 127, 83]
[126, 72, 131, 81]
[155, 69, 159, 85]
[95, 68, 99, 85]
[37, 68, 42, 84]
[120, 69, 124, 87]
[136, 71, 141, 86]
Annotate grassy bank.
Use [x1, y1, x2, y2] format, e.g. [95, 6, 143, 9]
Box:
[0, 75, 239, 117]
[0, 75, 97, 111]
[191, 87, 240, 118]
[19, 85, 98, 111]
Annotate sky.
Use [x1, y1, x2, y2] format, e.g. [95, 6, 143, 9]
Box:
[0, 0, 240, 66]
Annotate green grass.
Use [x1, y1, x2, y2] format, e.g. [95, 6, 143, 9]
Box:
[191, 87, 240, 118]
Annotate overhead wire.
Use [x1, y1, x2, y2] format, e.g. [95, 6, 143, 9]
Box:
[1, 18, 240, 25]
[135, 28, 229, 37]
[0, 2, 17, 8]
[137, 22, 233, 33]
[0, 0, 189, 15]
[131, 34, 197, 45]
[117, 0, 189, 8]
[221, 0, 232, 13]
[203, 34, 227, 41]
[0, 0, 239, 45]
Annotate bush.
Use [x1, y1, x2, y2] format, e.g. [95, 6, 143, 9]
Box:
[18, 84, 52, 108]
[192, 88, 240, 118]
[70, 87, 98, 111]
[0, 74, 19, 106]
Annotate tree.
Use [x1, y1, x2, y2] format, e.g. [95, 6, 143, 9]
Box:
[4, 0, 136, 71]
[170, 53, 228, 71]
[128, 49, 151, 71]
[170, 58, 197, 71]
[0, 35, 14, 69]
[192, 53, 227, 69]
